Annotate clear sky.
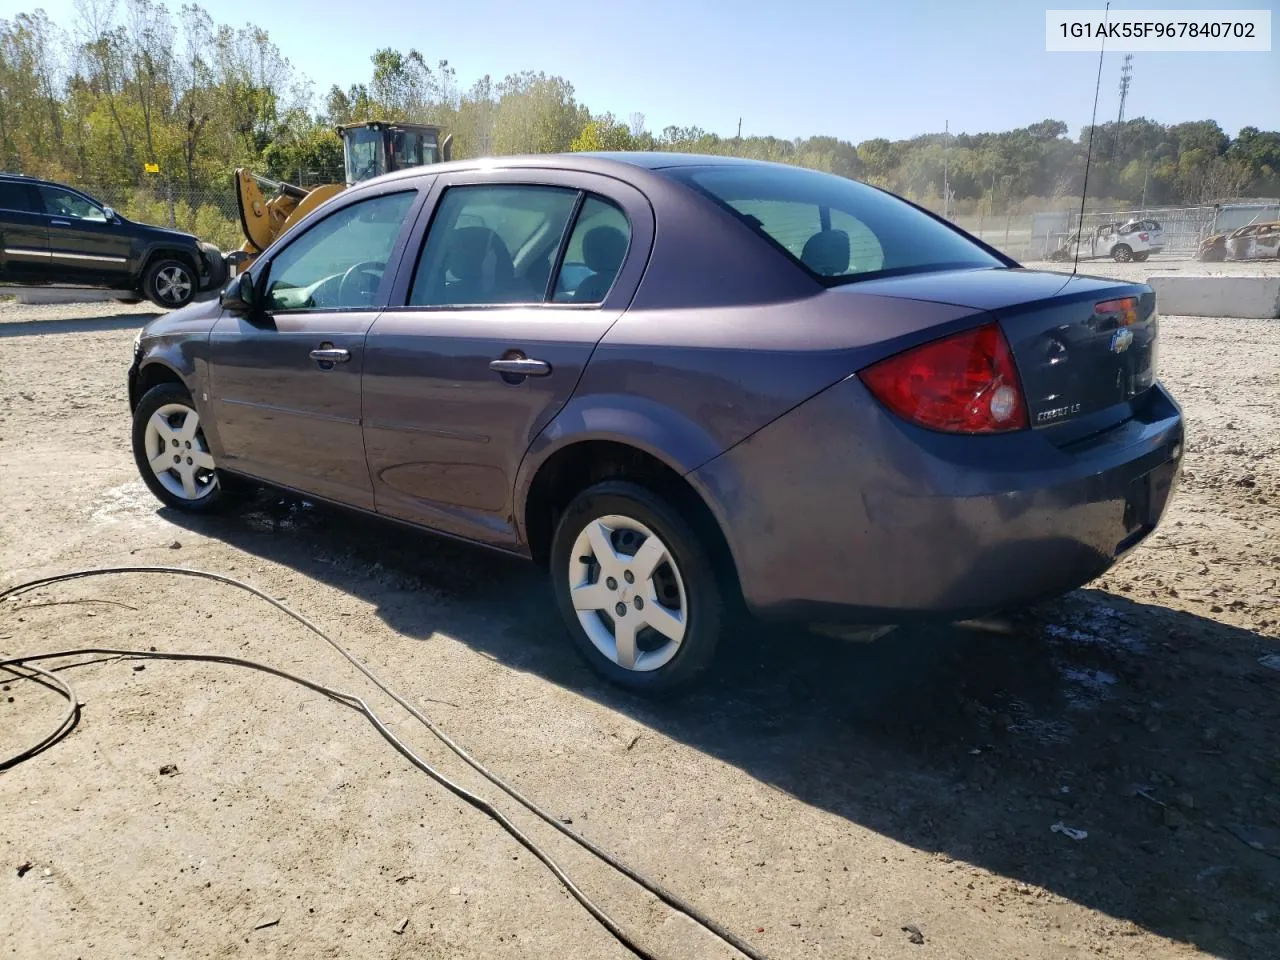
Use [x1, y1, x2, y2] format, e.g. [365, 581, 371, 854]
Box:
[5, 0, 1278, 142]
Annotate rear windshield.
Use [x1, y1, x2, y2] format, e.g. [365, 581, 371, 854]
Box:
[666, 164, 1005, 285]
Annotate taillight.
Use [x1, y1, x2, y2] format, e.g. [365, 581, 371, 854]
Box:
[858, 322, 1028, 434]
[1138, 232, 1149, 241]
[1095, 296, 1139, 326]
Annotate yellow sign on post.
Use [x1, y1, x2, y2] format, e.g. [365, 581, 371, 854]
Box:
[144, 162, 160, 174]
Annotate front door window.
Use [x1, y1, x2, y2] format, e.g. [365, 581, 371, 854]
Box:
[264, 191, 417, 312]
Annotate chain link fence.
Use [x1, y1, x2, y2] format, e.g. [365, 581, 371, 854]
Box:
[63, 176, 1280, 265]
[68, 180, 243, 252]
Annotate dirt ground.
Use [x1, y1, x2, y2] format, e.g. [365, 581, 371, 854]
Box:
[1, 296, 1278, 960]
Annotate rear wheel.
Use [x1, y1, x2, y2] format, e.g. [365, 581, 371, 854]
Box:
[143, 258, 196, 309]
[550, 481, 724, 695]
[131, 383, 229, 513]
[1132, 252, 1149, 262]
[1112, 244, 1133, 263]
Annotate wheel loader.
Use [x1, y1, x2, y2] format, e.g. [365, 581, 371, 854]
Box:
[230, 120, 452, 273]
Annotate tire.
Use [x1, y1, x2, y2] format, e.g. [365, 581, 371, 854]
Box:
[1132, 252, 1149, 262]
[143, 257, 197, 309]
[131, 383, 230, 513]
[1111, 244, 1133, 263]
[550, 480, 725, 696]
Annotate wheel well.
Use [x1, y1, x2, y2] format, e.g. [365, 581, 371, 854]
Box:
[143, 249, 199, 282]
[523, 440, 743, 602]
[132, 362, 186, 410]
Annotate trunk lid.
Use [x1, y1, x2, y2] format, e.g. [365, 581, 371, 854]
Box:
[842, 268, 1158, 435]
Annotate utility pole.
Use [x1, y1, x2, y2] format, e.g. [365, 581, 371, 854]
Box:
[736, 117, 742, 139]
[1117, 54, 1133, 124]
[942, 119, 949, 219]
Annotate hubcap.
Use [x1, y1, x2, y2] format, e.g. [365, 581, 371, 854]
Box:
[143, 403, 217, 500]
[568, 515, 687, 672]
[156, 266, 193, 304]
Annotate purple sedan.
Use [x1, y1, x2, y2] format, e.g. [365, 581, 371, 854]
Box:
[127, 153, 1183, 694]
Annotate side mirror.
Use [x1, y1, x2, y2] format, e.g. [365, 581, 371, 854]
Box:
[102, 206, 116, 221]
[220, 272, 258, 314]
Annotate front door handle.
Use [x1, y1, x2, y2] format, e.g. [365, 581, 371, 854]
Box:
[489, 357, 552, 377]
[50, 219, 72, 227]
[310, 346, 351, 367]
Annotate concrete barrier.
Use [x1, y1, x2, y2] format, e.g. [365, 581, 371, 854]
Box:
[1149, 275, 1280, 319]
[11, 289, 124, 305]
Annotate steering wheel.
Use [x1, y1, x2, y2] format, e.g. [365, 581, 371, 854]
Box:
[338, 261, 384, 307]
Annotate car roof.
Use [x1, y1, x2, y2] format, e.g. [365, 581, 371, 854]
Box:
[360, 151, 801, 191]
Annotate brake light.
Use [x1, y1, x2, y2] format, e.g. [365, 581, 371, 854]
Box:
[1095, 296, 1139, 326]
[858, 322, 1028, 434]
[1139, 232, 1149, 241]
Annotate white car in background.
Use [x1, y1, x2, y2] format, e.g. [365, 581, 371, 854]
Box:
[1049, 221, 1158, 263]
[1120, 218, 1164, 255]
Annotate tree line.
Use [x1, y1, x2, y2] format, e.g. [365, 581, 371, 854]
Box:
[3, 1, 1278, 232]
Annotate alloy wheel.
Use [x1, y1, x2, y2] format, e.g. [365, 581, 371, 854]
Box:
[568, 514, 688, 672]
[155, 266, 193, 305]
[143, 402, 218, 500]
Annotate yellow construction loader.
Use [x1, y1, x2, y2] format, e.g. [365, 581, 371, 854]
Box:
[231, 121, 452, 271]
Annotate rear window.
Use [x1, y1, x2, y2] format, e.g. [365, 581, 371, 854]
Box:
[666, 164, 1004, 284]
[0, 180, 36, 213]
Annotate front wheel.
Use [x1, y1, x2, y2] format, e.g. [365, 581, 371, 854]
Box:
[131, 383, 230, 512]
[550, 481, 724, 695]
[143, 258, 196, 309]
[1112, 244, 1133, 263]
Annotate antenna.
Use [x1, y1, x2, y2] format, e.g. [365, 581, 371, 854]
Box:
[1117, 53, 1133, 123]
[1073, 1, 1110, 277]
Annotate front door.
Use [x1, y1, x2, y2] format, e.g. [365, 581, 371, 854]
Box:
[0, 180, 51, 285]
[362, 175, 650, 548]
[206, 187, 422, 509]
[35, 184, 133, 286]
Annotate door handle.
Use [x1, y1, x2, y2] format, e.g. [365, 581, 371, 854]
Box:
[489, 357, 551, 377]
[310, 347, 351, 365]
[50, 219, 72, 227]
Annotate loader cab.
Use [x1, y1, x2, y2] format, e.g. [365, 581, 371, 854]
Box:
[338, 121, 453, 186]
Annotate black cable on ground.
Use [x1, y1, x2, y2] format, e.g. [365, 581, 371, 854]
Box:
[0, 660, 79, 769]
[0, 566, 772, 960]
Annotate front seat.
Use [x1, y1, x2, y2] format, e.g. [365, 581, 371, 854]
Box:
[800, 229, 851, 277]
[443, 226, 519, 304]
[573, 226, 628, 302]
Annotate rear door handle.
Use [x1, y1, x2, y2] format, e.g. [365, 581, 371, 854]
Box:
[310, 347, 351, 365]
[50, 219, 72, 227]
[489, 357, 551, 377]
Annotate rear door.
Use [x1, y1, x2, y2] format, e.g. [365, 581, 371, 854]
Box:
[0, 180, 51, 284]
[206, 185, 424, 508]
[36, 184, 133, 285]
[361, 170, 653, 548]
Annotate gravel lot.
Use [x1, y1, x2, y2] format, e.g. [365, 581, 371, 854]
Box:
[1, 297, 1278, 960]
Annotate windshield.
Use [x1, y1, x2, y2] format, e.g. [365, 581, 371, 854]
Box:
[344, 127, 386, 185]
[667, 164, 1004, 285]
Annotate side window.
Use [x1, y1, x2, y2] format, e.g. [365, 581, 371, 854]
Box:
[0, 181, 37, 213]
[264, 191, 416, 312]
[552, 196, 631, 303]
[38, 186, 107, 221]
[409, 185, 578, 307]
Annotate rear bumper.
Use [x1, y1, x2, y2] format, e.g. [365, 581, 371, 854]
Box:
[691, 378, 1183, 624]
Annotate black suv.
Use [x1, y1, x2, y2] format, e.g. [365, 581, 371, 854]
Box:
[0, 174, 226, 309]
